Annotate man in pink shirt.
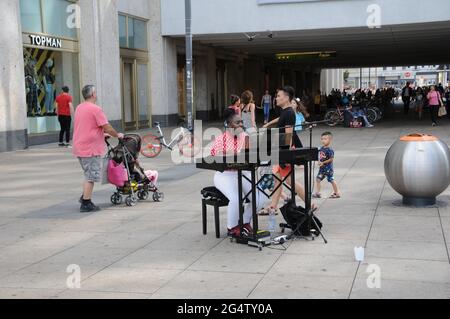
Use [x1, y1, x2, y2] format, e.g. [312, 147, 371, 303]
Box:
[73, 85, 124, 213]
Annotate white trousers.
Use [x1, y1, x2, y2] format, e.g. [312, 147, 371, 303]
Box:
[214, 171, 267, 229]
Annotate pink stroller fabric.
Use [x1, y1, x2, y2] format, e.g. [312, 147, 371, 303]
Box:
[145, 170, 159, 185]
[108, 160, 128, 187]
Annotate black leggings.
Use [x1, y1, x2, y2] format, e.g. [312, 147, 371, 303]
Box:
[58, 115, 71, 143]
[430, 105, 439, 124]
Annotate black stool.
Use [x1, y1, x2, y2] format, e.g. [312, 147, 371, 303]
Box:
[201, 187, 229, 238]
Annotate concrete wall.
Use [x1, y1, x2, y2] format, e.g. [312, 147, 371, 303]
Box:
[146, 0, 178, 126]
[194, 56, 208, 116]
[118, 0, 151, 19]
[0, 0, 27, 151]
[79, 0, 121, 126]
[321, 69, 344, 93]
[162, 0, 450, 36]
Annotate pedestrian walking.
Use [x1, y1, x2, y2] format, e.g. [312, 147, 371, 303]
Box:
[427, 85, 444, 127]
[402, 82, 413, 115]
[73, 85, 124, 213]
[55, 86, 74, 147]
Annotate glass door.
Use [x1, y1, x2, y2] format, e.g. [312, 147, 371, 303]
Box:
[122, 59, 137, 131]
[137, 63, 150, 129]
[121, 59, 150, 130]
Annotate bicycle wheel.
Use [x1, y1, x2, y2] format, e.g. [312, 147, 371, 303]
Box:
[178, 132, 201, 158]
[141, 134, 163, 158]
[324, 109, 340, 126]
[366, 108, 378, 124]
[372, 107, 382, 121]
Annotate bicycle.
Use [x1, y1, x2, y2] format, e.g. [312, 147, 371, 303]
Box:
[324, 106, 351, 126]
[140, 122, 200, 158]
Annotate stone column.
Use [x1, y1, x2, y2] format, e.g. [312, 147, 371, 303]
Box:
[148, 0, 178, 127]
[78, 0, 121, 129]
[195, 55, 209, 120]
[206, 47, 217, 119]
[0, 0, 27, 151]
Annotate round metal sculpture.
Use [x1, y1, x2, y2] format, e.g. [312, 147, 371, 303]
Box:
[384, 134, 450, 206]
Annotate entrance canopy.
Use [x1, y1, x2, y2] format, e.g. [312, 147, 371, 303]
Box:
[192, 21, 450, 68]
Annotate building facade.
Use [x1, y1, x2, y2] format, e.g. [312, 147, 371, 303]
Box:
[1, 0, 450, 152]
[0, 0, 174, 152]
[345, 66, 449, 89]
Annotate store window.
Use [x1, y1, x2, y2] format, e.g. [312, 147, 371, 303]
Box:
[118, 14, 150, 130]
[20, 0, 77, 39]
[119, 15, 127, 47]
[24, 48, 80, 119]
[21, 0, 80, 134]
[20, 0, 43, 34]
[119, 14, 148, 50]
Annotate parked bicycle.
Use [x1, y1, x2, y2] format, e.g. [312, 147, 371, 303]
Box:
[324, 106, 351, 126]
[324, 104, 379, 127]
[140, 122, 200, 158]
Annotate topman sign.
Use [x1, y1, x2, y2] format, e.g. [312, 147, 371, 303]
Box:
[29, 35, 62, 49]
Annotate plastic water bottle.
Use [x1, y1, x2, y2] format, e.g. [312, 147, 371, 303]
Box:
[268, 208, 277, 237]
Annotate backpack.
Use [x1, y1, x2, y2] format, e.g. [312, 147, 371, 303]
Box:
[280, 200, 322, 236]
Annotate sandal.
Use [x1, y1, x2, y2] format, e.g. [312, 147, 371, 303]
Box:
[330, 193, 341, 199]
[312, 193, 322, 199]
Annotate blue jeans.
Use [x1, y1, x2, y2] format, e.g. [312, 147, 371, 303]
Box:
[353, 109, 371, 127]
[45, 83, 54, 113]
[263, 103, 270, 122]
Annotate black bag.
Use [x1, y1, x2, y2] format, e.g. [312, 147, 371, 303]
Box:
[280, 200, 322, 236]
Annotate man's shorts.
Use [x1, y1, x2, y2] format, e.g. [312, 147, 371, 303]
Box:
[78, 156, 102, 183]
[317, 170, 334, 183]
[273, 164, 292, 179]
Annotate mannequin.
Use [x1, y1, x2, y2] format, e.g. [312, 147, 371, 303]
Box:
[43, 58, 55, 115]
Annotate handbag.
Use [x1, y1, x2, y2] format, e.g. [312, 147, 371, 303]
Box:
[438, 105, 447, 117]
[107, 160, 128, 187]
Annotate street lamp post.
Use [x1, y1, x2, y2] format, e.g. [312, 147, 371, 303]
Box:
[185, 0, 193, 132]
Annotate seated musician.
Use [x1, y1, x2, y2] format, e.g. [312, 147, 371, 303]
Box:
[211, 108, 265, 237]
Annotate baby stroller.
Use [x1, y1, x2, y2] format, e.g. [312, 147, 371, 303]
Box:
[106, 134, 164, 207]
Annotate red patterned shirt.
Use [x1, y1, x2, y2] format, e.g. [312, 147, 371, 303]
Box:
[211, 130, 247, 156]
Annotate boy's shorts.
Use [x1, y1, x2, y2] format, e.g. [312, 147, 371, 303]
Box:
[78, 156, 102, 183]
[317, 170, 334, 183]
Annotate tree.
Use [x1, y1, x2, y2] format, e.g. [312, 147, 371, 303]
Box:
[343, 70, 350, 83]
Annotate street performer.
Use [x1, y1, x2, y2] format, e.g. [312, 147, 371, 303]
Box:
[210, 109, 266, 237]
[261, 86, 314, 214]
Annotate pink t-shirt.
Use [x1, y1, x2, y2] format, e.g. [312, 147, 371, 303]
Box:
[73, 102, 109, 157]
[427, 91, 441, 106]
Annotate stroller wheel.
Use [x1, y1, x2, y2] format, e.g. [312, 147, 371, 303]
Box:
[125, 196, 138, 207]
[138, 190, 149, 201]
[153, 192, 164, 202]
[111, 194, 123, 205]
